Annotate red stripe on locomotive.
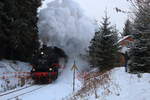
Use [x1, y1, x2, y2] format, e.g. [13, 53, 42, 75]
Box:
[33, 72, 48, 77]
[32, 72, 57, 77]
[50, 72, 57, 75]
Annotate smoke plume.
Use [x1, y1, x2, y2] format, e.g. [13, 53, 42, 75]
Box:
[38, 0, 95, 70]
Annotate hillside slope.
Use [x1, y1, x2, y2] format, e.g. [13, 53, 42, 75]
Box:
[0, 60, 32, 93]
[68, 67, 150, 100]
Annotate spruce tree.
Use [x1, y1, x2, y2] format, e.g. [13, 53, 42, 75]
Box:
[128, 0, 150, 73]
[89, 14, 119, 71]
[0, 0, 41, 62]
[123, 19, 132, 36]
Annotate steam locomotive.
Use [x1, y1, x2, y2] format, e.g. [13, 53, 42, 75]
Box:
[31, 45, 67, 84]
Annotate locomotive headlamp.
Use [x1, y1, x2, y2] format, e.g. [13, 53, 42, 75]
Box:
[41, 52, 44, 55]
[49, 68, 53, 71]
[32, 68, 35, 71]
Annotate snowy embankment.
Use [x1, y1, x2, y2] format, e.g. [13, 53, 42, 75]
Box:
[108, 68, 150, 100]
[68, 67, 150, 100]
[0, 60, 32, 93]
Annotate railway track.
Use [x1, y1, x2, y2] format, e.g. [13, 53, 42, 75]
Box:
[0, 85, 48, 100]
[0, 85, 33, 96]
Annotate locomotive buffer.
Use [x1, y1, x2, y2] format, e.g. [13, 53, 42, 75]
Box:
[71, 61, 78, 92]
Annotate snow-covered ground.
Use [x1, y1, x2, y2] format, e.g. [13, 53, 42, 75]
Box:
[72, 67, 150, 100]
[0, 85, 44, 100]
[107, 68, 150, 100]
[0, 60, 32, 93]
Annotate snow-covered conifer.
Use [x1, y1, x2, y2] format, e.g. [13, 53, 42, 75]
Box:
[128, 0, 150, 73]
[89, 13, 119, 71]
[0, 0, 41, 62]
[123, 19, 133, 36]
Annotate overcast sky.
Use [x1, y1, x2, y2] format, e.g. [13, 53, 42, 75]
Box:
[41, 0, 130, 32]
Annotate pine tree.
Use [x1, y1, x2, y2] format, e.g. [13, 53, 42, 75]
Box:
[128, 0, 150, 73]
[122, 19, 132, 36]
[89, 14, 119, 72]
[0, 0, 41, 62]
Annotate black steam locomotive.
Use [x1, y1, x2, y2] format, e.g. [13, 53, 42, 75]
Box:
[31, 45, 67, 84]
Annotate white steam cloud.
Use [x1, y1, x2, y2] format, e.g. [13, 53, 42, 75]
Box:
[38, 0, 95, 57]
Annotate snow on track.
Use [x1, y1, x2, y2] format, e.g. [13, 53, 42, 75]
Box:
[0, 85, 32, 96]
[0, 85, 47, 100]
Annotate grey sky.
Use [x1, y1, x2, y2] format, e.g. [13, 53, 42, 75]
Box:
[41, 0, 130, 32]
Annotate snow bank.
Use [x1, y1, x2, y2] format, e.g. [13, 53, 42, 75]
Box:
[0, 60, 32, 93]
[107, 68, 150, 100]
[72, 67, 150, 100]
